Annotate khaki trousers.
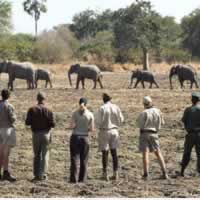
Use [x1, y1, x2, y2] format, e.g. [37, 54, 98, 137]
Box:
[32, 132, 51, 178]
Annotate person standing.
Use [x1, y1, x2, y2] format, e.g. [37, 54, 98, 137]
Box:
[25, 92, 55, 181]
[69, 97, 94, 183]
[95, 93, 124, 181]
[181, 92, 200, 177]
[136, 96, 168, 180]
[0, 89, 16, 182]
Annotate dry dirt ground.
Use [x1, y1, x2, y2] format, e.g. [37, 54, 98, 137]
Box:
[0, 72, 200, 198]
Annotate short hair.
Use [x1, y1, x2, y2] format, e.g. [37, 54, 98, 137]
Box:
[103, 93, 112, 103]
[37, 92, 46, 101]
[1, 89, 10, 100]
[79, 97, 87, 105]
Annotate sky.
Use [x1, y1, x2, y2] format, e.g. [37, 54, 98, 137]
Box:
[10, 0, 200, 34]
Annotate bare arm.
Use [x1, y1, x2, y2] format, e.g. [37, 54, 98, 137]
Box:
[89, 114, 95, 132]
[8, 105, 16, 125]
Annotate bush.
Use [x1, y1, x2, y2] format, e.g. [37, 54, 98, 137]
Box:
[77, 31, 115, 69]
[0, 33, 35, 61]
[34, 25, 79, 63]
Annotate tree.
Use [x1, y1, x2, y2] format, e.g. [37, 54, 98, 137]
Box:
[70, 9, 98, 41]
[113, 0, 163, 70]
[0, 0, 12, 34]
[23, 0, 47, 37]
[181, 9, 200, 57]
[70, 9, 115, 41]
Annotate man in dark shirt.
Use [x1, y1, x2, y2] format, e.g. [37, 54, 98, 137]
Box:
[181, 92, 200, 176]
[25, 92, 55, 181]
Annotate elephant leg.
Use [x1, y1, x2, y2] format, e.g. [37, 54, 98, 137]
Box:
[153, 80, 159, 88]
[149, 82, 152, 89]
[93, 80, 97, 89]
[179, 79, 184, 89]
[49, 79, 53, 88]
[128, 79, 133, 89]
[7, 82, 10, 90]
[26, 80, 29, 89]
[8, 77, 14, 91]
[35, 80, 38, 89]
[194, 80, 199, 88]
[190, 81, 193, 89]
[81, 78, 85, 89]
[98, 77, 103, 89]
[45, 80, 48, 88]
[141, 81, 145, 89]
[9, 80, 14, 91]
[134, 80, 140, 88]
[76, 76, 81, 89]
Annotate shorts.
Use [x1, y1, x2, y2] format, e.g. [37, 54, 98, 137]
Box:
[0, 128, 16, 147]
[139, 132, 159, 152]
[98, 129, 119, 151]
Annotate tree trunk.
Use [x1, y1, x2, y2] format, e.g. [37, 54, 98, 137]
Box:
[143, 49, 150, 71]
[34, 15, 38, 38]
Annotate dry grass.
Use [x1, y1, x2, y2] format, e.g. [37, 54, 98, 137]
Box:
[34, 62, 200, 75]
[0, 71, 200, 197]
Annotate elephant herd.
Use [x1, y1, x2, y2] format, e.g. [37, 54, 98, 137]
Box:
[0, 61, 199, 90]
[129, 64, 199, 89]
[0, 61, 52, 91]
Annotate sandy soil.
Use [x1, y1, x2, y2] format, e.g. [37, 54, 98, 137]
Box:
[0, 72, 199, 197]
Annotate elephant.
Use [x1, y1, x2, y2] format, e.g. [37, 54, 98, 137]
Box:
[0, 61, 35, 91]
[68, 64, 103, 89]
[128, 69, 159, 89]
[35, 68, 53, 88]
[169, 64, 199, 89]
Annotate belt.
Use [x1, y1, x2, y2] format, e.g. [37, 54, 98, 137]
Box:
[140, 129, 157, 134]
[100, 127, 118, 131]
[72, 134, 88, 137]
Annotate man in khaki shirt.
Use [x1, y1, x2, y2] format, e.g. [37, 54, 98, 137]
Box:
[136, 96, 168, 180]
[0, 89, 16, 182]
[96, 93, 124, 181]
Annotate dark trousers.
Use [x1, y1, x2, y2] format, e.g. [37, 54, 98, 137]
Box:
[181, 132, 200, 173]
[70, 135, 89, 183]
[102, 149, 118, 173]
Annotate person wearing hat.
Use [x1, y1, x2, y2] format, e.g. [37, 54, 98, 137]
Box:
[69, 97, 94, 183]
[95, 93, 124, 181]
[136, 96, 168, 180]
[181, 92, 200, 176]
[0, 89, 16, 182]
[25, 92, 55, 181]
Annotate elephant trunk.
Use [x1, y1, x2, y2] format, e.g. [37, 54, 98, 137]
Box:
[68, 71, 72, 86]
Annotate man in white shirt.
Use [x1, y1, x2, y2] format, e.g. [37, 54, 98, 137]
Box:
[137, 96, 168, 180]
[96, 93, 124, 181]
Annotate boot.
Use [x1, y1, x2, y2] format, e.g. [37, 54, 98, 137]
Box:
[142, 172, 149, 180]
[102, 171, 109, 181]
[111, 171, 119, 180]
[160, 172, 169, 180]
[3, 171, 16, 182]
